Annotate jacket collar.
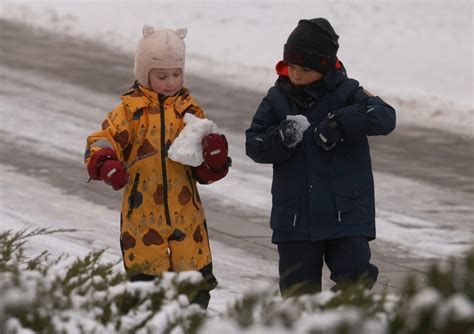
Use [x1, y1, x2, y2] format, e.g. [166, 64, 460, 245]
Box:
[322, 64, 348, 91]
[276, 76, 323, 108]
[275, 60, 348, 108]
[120, 81, 191, 114]
[275, 59, 348, 92]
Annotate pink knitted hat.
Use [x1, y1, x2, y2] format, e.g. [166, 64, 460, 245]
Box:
[134, 25, 187, 89]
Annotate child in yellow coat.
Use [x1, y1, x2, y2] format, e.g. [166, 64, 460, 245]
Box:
[84, 25, 231, 308]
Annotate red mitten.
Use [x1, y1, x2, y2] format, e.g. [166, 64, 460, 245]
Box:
[100, 160, 128, 190]
[194, 133, 231, 183]
[194, 161, 230, 183]
[202, 134, 229, 170]
[87, 148, 118, 180]
[87, 147, 128, 190]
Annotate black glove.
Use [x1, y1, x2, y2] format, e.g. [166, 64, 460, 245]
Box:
[314, 112, 342, 150]
[278, 120, 304, 148]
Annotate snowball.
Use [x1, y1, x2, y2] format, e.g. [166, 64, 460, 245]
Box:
[168, 113, 218, 167]
[286, 115, 311, 133]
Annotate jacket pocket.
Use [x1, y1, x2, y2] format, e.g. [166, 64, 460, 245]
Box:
[270, 198, 300, 232]
[186, 170, 200, 210]
[127, 173, 142, 219]
[330, 181, 372, 224]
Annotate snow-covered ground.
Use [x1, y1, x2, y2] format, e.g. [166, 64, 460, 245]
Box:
[1, 0, 473, 316]
[1, 0, 473, 136]
[1, 63, 472, 260]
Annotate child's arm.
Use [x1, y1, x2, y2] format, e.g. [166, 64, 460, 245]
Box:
[84, 104, 133, 189]
[246, 92, 297, 164]
[332, 86, 396, 143]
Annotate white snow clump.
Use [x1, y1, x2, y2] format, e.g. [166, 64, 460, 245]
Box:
[168, 113, 219, 167]
[287, 114, 311, 133]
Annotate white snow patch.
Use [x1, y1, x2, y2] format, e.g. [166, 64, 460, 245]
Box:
[168, 113, 218, 167]
[436, 294, 474, 325]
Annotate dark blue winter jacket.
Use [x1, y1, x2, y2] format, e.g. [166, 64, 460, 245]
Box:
[245, 66, 396, 243]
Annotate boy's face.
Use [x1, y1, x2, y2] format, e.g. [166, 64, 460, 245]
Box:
[288, 63, 323, 86]
[149, 68, 184, 96]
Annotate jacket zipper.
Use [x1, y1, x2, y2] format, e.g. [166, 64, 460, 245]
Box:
[159, 99, 172, 226]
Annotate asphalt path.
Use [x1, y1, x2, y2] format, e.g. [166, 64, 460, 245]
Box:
[1, 20, 473, 292]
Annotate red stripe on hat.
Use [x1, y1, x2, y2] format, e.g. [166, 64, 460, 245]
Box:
[275, 59, 343, 76]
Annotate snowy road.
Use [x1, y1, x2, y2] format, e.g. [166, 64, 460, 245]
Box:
[1, 19, 473, 308]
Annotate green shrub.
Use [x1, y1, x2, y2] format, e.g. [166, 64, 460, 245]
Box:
[0, 228, 206, 334]
[1, 229, 473, 334]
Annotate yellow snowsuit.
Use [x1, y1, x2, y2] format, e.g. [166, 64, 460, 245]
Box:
[85, 83, 213, 277]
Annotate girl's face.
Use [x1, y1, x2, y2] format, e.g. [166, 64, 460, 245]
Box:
[288, 63, 323, 86]
[149, 68, 184, 96]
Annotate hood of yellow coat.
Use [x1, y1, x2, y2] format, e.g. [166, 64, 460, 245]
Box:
[120, 82, 194, 117]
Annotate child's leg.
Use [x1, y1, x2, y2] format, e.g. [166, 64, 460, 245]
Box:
[129, 272, 156, 282]
[121, 237, 171, 280]
[188, 262, 218, 309]
[324, 236, 378, 290]
[277, 241, 325, 297]
[120, 215, 172, 278]
[169, 220, 217, 309]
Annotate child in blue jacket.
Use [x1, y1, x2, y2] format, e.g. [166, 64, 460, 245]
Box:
[245, 18, 396, 296]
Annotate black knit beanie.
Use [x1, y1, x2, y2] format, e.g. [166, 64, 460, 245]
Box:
[284, 18, 339, 73]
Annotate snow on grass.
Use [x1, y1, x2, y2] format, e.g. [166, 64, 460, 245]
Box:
[2, 226, 473, 333]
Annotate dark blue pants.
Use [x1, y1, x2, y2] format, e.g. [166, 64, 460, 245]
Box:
[277, 236, 378, 296]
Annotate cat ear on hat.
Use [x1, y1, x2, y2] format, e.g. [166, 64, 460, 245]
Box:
[141, 25, 187, 39]
[176, 28, 187, 40]
[142, 24, 155, 37]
